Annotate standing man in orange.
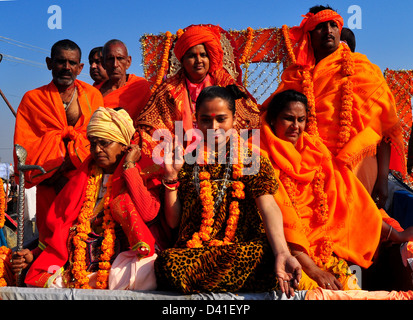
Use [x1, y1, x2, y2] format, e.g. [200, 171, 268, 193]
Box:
[99, 39, 151, 121]
[13, 39, 104, 251]
[262, 5, 405, 209]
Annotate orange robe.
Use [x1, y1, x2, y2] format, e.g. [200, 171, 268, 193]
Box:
[262, 43, 405, 176]
[259, 114, 382, 270]
[102, 74, 151, 121]
[13, 79, 103, 244]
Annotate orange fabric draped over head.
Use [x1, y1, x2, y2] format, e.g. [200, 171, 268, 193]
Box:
[174, 25, 224, 72]
[259, 112, 382, 268]
[289, 9, 344, 67]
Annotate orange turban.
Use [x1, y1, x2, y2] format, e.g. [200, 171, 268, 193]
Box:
[289, 9, 344, 67]
[174, 25, 223, 72]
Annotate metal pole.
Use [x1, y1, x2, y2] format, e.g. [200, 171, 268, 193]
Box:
[0, 54, 17, 117]
[14, 144, 45, 286]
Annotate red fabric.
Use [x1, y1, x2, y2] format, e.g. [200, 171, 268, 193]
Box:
[24, 154, 162, 287]
[103, 74, 151, 120]
[174, 25, 224, 73]
[14, 79, 103, 244]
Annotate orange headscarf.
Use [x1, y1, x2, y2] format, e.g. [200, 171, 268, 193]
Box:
[289, 9, 344, 67]
[259, 112, 382, 268]
[174, 25, 224, 72]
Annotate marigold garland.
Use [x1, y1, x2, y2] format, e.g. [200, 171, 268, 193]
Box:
[187, 137, 245, 248]
[337, 45, 355, 149]
[301, 44, 355, 148]
[72, 166, 116, 289]
[239, 27, 254, 65]
[0, 246, 12, 287]
[0, 178, 5, 229]
[280, 167, 333, 267]
[280, 169, 328, 226]
[152, 31, 173, 93]
[281, 25, 297, 65]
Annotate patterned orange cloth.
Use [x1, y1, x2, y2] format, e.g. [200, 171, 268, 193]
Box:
[136, 25, 260, 151]
[259, 113, 382, 268]
[262, 43, 405, 174]
[288, 9, 344, 67]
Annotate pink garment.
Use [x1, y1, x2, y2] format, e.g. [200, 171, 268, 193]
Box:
[108, 250, 157, 290]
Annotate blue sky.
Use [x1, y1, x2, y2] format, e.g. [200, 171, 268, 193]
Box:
[0, 0, 411, 164]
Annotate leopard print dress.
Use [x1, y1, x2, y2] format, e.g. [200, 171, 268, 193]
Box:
[154, 152, 280, 294]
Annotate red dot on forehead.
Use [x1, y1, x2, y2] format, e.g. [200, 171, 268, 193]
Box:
[211, 113, 216, 117]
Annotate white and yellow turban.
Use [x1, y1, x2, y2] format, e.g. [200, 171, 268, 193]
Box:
[87, 107, 135, 146]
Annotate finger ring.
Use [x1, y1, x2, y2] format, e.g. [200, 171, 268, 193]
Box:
[327, 283, 331, 286]
[284, 280, 288, 282]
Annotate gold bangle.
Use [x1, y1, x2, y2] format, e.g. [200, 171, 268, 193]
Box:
[123, 161, 135, 170]
[162, 179, 179, 191]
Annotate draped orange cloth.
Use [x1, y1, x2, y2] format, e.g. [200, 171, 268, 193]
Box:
[306, 287, 413, 300]
[102, 74, 151, 121]
[259, 113, 382, 268]
[13, 80, 103, 244]
[262, 43, 405, 175]
[136, 24, 260, 151]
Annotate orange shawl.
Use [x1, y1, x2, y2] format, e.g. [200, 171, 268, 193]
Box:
[262, 43, 405, 174]
[13, 79, 103, 188]
[102, 74, 151, 121]
[260, 113, 382, 268]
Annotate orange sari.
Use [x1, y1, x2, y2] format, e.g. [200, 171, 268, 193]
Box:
[102, 74, 151, 121]
[259, 113, 383, 270]
[13, 80, 103, 244]
[261, 43, 405, 175]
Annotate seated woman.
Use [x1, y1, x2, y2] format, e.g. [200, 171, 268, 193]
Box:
[12, 107, 165, 290]
[259, 89, 413, 291]
[154, 85, 301, 297]
[136, 24, 260, 151]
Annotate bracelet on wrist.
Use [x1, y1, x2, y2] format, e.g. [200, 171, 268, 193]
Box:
[162, 179, 179, 191]
[163, 177, 179, 184]
[123, 160, 135, 170]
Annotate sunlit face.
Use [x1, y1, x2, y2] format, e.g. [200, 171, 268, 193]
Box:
[272, 101, 307, 146]
[89, 51, 108, 84]
[310, 20, 341, 62]
[46, 49, 84, 88]
[182, 44, 210, 84]
[103, 43, 131, 81]
[88, 136, 127, 173]
[196, 97, 235, 148]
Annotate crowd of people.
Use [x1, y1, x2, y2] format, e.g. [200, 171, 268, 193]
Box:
[1, 4, 413, 300]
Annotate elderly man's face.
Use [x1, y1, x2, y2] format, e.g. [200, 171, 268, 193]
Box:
[310, 20, 341, 62]
[103, 43, 131, 81]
